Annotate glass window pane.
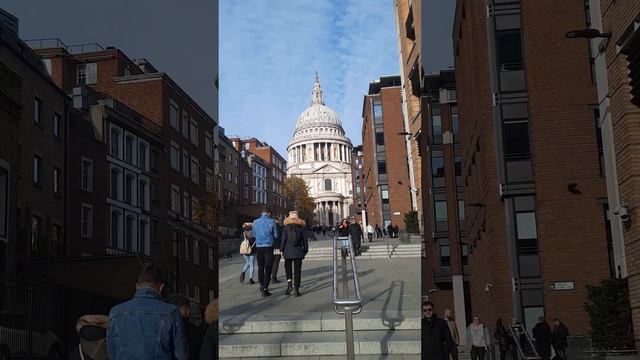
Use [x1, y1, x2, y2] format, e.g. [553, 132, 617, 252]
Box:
[435, 201, 448, 222]
[502, 103, 528, 120]
[497, 30, 523, 65]
[516, 212, 537, 239]
[432, 157, 445, 176]
[496, 14, 521, 31]
[506, 159, 533, 183]
[523, 307, 545, 336]
[514, 196, 535, 212]
[504, 122, 530, 155]
[375, 132, 385, 146]
[519, 253, 541, 277]
[500, 70, 526, 92]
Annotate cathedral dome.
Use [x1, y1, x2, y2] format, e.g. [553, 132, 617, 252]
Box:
[294, 73, 343, 132]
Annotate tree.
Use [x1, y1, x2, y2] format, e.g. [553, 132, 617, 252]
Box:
[584, 278, 634, 350]
[404, 211, 419, 234]
[283, 176, 316, 225]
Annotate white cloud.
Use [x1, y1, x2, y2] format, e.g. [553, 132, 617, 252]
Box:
[220, 0, 398, 156]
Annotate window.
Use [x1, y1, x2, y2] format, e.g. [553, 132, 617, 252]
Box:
[325, 179, 332, 191]
[81, 204, 93, 238]
[183, 192, 190, 219]
[519, 253, 541, 278]
[170, 101, 179, 130]
[452, 106, 459, 138]
[53, 167, 60, 196]
[373, 100, 383, 124]
[170, 142, 180, 171]
[435, 200, 448, 232]
[76, 62, 97, 85]
[0, 167, 8, 239]
[191, 197, 199, 222]
[506, 159, 533, 183]
[458, 200, 465, 221]
[81, 158, 93, 192]
[381, 187, 390, 204]
[190, 119, 199, 146]
[377, 162, 387, 174]
[234, 175, 238, 185]
[244, 187, 248, 199]
[432, 155, 445, 177]
[32, 156, 41, 185]
[454, 156, 462, 176]
[31, 216, 41, 253]
[110, 129, 120, 157]
[34, 98, 42, 124]
[497, 30, 523, 66]
[206, 168, 214, 192]
[51, 225, 60, 258]
[171, 185, 180, 213]
[185, 237, 191, 262]
[140, 220, 149, 255]
[182, 150, 190, 177]
[193, 239, 200, 265]
[208, 247, 214, 270]
[504, 122, 530, 155]
[375, 132, 385, 147]
[440, 244, 451, 267]
[111, 211, 120, 248]
[125, 136, 134, 164]
[125, 216, 134, 251]
[205, 131, 213, 158]
[139, 142, 148, 170]
[182, 111, 189, 138]
[139, 180, 147, 210]
[189, 158, 198, 184]
[514, 196, 538, 249]
[110, 169, 120, 199]
[53, 113, 60, 138]
[431, 108, 442, 143]
[125, 174, 134, 205]
[244, 173, 249, 184]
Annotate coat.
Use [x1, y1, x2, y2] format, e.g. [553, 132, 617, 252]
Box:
[349, 223, 363, 242]
[199, 301, 218, 359]
[337, 224, 350, 237]
[272, 224, 283, 249]
[423, 314, 454, 360]
[552, 323, 569, 351]
[280, 216, 309, 260]
[533, 322, 553, 359]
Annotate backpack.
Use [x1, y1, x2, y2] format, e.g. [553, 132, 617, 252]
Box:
[240, 233, 253, 255]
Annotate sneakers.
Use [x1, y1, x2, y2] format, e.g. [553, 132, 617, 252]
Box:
[248, 279, 255, 285]
[295, 288, 301, 297]
[285, 282, 293, 295]
[239, 272, 245, 284]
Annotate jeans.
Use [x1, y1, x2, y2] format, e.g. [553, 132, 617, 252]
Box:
[241, 254, 255, 279]
[471, 346, 486, 360]
[271, 254, 281, 280]
[256, 247, 274, 289]
[284, 258, 303, 288]
[367, 233, 373, 242]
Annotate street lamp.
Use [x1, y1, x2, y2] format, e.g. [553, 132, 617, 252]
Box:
[565, 29, 611, 39]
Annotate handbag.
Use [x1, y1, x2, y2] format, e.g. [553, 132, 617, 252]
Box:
[239, 234, 252, 255]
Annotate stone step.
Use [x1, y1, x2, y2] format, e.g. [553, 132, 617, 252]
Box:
[224, 355, 420, 360]
[219, 329, 420, 357]
[220, 311, 421, 334]
[303, 254, 420, 260]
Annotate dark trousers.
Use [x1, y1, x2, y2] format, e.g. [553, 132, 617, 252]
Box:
[284, 258, 303, 288]
[451, 344, 459, 360]
[256, 247, 274, 289]
[271, 254, 281, 280]
[471, 346, 486, 360]
[367, 233, 373, 242]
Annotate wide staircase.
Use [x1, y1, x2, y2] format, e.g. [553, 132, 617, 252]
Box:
[304, 243, 422, 260]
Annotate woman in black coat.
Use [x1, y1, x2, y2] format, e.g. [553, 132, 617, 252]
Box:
[552, 319, 569, 360]
[280, 211, 309, 297]
[337, 218, 350, 237]
[533, 317, 553, 360]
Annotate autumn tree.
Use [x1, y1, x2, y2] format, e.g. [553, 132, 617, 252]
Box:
[283, 176, 316, 225]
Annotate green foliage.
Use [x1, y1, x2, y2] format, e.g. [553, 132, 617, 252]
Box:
[283, 176, 317, 225]
[584, 278, 635, 350]
[404, 211, 419, 234]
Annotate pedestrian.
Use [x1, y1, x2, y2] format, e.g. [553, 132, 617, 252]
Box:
[167, 294, 202, 359]
[252, 207, 279, 297]
[349, 217, 364, 256]
[366, 223, 374, 243]
[199, 298, 218, 360]
[393, 224, 400, 238]
[107, 263, 187, 359]
[444, 309, 460, 360]
[552, 318, 569, 360]
[533, 317, 553, 360]
[375, 224, 382, 238]
[495, 318, 511, 360]
[68, 315, 108, 360]
[423, 300, 454, 360]
[280, 210, 309, 297]
[465, 316, 491, 360]
[271, 219, 284, 283]
[387, 224, 394, 238]
[338, 218, 350, 237]
[239, 223, 256, 285]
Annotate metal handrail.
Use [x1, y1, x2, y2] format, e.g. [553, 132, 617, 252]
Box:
[509, 324, 540, 360]
[332, 236, 363, 360]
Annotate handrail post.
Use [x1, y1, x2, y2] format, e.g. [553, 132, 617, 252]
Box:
[385, 235, 391, 258]
[345, 306, 355, 360]
[341, 247, 348, 297]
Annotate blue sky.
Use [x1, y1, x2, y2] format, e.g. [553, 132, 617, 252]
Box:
[219, 0, 400, 157]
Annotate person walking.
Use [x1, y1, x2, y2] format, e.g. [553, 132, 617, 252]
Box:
[271, 219, 284, 283]
[349, 217, 364, 256]
[387, 224, 394, 238]
[465, 316, 491, 360]
[167, 294, 201, 360]
[375, 224, 382, 238]
[494, 318, 511, 360]
[68, 315, 108, 360]
[280, 211, 309, 297]
[366, 224, 374, 243]
[338, 218, 350, 237]
[239, 223, 256, 285]
[444, 309, 460, 360]
[552, 318, 569, 360]
[393, 224, 400, 238]
[252, 207, 279, 297]
[533, 317, 553, 360]
[107, 264, 187, 359]
[423, 300, 454, 360]
[199, 299, 218, 360]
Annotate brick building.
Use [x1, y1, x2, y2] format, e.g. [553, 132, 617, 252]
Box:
[361, 75, 412, 232]
[394, 0, 422, 232]
[33, 42, 218, 305]
[217, 127, 242, 237]
[589, 0, 640, 348]
[453, 0, 612, 333]
[420, 70, 470, 331]
[351, 145, 365, 220]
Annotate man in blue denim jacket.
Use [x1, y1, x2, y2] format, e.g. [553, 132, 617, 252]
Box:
[107, 263, 188, 359]
[252, 207, 278, 297]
